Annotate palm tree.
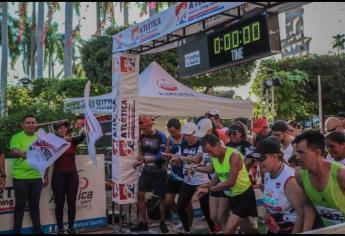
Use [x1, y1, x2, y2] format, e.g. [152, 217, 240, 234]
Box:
[332, 34, 345, 54]
[120, 2, 129, 26]
[30, 2, 37, 80]
[44, 22, 64, 78]
[1, 2, 8, 116]
[37, 2, 45, 78]
[64, 2, 73, 78]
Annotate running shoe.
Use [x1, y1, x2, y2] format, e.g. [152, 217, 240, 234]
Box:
[130, 222, 149, 232]
[160, 221, 169, 233]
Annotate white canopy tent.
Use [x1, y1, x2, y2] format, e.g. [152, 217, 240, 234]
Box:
[64, 61, 252, 119]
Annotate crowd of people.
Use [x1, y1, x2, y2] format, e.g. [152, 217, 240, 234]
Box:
[130, 109, 345, 234]
[1, 110, 345, 234]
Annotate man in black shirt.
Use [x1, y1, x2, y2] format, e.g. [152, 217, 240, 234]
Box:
[132, 116, 169, 233]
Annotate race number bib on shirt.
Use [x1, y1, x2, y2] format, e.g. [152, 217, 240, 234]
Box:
[315, 205, 345, 225]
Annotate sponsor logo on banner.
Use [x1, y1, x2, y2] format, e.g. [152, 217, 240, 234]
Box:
[175, 2, 188, 25]
[131, 26, 140, 42]
[119, 139, 134, 156]
[185, 50, 200, 68]
[139, 17, 161, 42]
[119, 99, 136, 157]
[48, 171, 94, 215]
[0, 186, 15, 212]
[157, 79, 178, 91]
[158, 91, 196, 97]
[120, 56, 136, 73]
[112, 181, 136, 201]
[187, 2, 224, 22]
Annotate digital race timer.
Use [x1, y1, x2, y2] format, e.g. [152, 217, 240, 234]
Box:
[207, 12, 280, 68]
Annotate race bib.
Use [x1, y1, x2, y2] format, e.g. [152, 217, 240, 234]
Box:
[315, 205, 345, 225]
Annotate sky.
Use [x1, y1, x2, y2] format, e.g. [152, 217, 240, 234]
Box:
[3, 2, 345, 100]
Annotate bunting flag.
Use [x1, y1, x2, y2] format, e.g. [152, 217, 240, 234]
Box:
[84, 81, 103, 167]
[16, 3, 26, 43]
[41, 2, 58, 46]
[67, 4, 89, 48]
[27, 129, 71, 178]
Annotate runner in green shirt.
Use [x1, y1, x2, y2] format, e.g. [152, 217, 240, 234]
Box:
[10, 115, 48, 234]
[197, 134, 259, 234]
[294, 129, 345, 228]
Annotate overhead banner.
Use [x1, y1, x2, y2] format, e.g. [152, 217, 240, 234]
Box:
[113, 2, 245, 52]
[112, 52, 140, 204]
[0, 155, 106, 234]
[64, 93, 112, 115]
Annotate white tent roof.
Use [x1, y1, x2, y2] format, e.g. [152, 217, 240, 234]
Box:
[64, 61, 252, 119]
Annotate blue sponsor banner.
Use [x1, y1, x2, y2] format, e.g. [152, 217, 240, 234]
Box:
[0, 217, 107, 234]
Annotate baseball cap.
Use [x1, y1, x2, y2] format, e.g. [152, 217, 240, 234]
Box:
[250, 138, 281, 158]
[337, 111, 345, 118]
[195, 118, 213, 137]
[209, 108, 220, 117]
[228, 124, 241, 133]
[252, 118, 268, 134]
[53, 120, 69, 129]
[272, 120, 291, 132]
[139, 115, 153, 126]
[181, 122, 197, 135]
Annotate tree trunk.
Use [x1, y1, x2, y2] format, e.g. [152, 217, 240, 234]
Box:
[96, 2, 101, 34]
[1, 2, 8, 116]
[48, 54, 52, 78]
[30, 2, 37, 80]
[37, 2, 44, 78]
[124, 2, 129, 25]
[64, 2, 73, 78]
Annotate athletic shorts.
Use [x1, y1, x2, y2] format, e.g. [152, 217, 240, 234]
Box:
[228, 186, 258, 218]
[210, 190, 229, 198]
[166, 177, 182, 194]
[138, 168, 167, 198]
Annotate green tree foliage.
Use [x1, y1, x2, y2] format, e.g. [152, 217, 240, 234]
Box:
[251, 54, 345, 120]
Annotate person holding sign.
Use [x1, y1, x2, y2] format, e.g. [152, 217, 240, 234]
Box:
[10, 115, 48, 234]
[51, 120, 85, 234]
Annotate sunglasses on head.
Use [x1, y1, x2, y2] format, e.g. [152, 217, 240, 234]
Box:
[229, 131, 240, 135]
[255, 155, 268, 162]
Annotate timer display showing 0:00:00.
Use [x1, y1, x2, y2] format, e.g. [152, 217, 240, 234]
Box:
[212, 21, 261, 55]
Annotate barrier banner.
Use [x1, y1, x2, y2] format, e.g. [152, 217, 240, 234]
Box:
[112, 53, 140, 204]
[0, 155, 106, 234]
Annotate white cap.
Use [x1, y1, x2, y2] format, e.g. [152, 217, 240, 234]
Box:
[209, 108, 220, 116]
[181, 122, 197, 135]
[195, 118, 213, 138]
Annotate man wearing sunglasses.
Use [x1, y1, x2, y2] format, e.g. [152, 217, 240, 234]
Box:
[294, 129, 345, 227]
[324, 117, 344, 135]
[271, 120, 294, 163]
